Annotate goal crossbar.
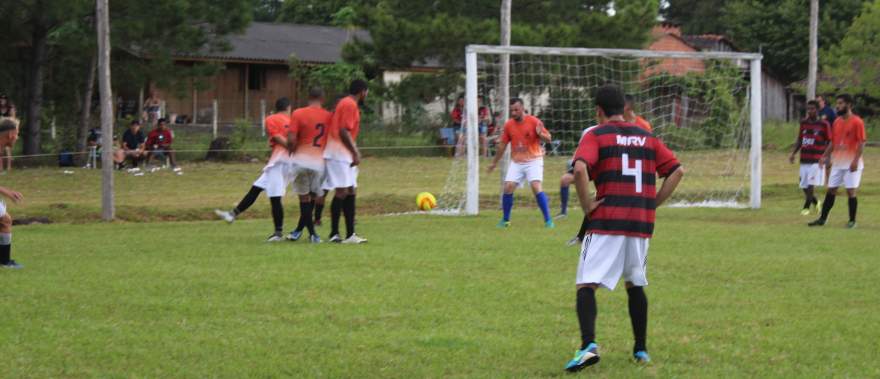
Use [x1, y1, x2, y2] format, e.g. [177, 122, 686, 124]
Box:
[463, 44, 763, 215]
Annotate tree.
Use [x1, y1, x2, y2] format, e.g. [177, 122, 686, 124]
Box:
[660, 0, 730, 34]
[822, 0, 880, 99]
[0, 0, 253, 156]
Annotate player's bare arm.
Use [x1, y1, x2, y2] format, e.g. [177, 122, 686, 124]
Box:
[572, 160, 602, 214]
[851, 142, 865, 172]
[487, 141, 508, 173]
[656, 166, 685, 207]
[789, 132, 802, 164]
[340, 128, 360, 167]
[0, 186, 22, 203]
[820, 144, 833, 166]
[286, 131, 299, 155]
[536, 121, 551, 143]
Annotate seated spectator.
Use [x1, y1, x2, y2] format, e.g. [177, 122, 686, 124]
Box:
[0, 95, 16, 119]
[120, 120, 146, 169]
[0, 118, 18, 174]
[451, 95, 464, 137]
[145, 118, 178, 170]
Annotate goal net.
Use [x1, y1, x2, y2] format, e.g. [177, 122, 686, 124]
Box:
[437, 45, 763, 215]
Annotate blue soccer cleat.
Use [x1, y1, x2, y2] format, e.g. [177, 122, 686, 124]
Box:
[633, 350, 651, 363]
[287, 229, 303, 241]
[309, 234, 322, 244]
[545, 220, 555, 229]
[497, 220, 511, 228]
[564, 342, 599, 372]
[1, 260, 23, 269]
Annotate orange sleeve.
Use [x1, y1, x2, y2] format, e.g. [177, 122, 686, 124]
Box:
[856, 118, 867, 142]
[340, 102, 357, 132]
[288, 113, 300, 135]
[267, 117, 287, 137]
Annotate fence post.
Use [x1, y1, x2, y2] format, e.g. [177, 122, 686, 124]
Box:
[260, 99, 266, 137]
[50, 117, 56, 140]
[212, 99, 218, 139]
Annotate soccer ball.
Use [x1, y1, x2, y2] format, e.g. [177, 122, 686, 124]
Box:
[416, 192, 437, 211]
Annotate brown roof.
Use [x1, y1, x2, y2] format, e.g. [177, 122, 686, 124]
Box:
[176, 22, 372, 64]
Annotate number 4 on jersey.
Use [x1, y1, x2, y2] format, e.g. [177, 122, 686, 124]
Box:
[622, 153, 643, 193]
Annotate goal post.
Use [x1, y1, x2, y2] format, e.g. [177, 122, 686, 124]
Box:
[454, 44, 763, 215]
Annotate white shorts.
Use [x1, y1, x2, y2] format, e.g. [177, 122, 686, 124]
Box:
[253, 163, 290, 197]
[0, 200, 6, 217]
[799, 163, 825, 188]
[290, 165, 326, 196]
[828, 166, 863, 189]
[322, 159, 358, 189]
[576, 234, 649, 290]
[504, 158, 543, 185]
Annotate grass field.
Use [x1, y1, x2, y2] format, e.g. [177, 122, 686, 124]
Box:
[1, 145, 878, 377]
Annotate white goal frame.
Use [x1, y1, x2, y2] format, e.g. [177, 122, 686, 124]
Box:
[463, 44, 764, 215]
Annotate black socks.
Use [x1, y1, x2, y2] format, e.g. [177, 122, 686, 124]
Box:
[269, 197, 283, 233]
[627, 286, 648, 353]
[343, 195, 356, 238]
[330, 196, 343, 237]
[299, 200, 316, 236]
[233, 186, 263, 216]
[848, 197, 858, 222]
[314, 202, 324, 223]
[0, 243, 10, 264]
[576, 287, 597, 350]
[820, 193, 836, 220]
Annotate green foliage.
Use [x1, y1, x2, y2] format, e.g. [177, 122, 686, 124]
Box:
[822, 0, 880, 99]
[230, 118, 252, 152]
[289, 56, 366, 103]
[646, 61, 747, 149]
[661, 0, 731, 34]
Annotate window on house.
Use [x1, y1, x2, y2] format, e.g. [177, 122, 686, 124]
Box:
[248, 65, 266, 91]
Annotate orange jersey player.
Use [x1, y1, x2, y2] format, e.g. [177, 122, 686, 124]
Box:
[286, 87, 333, 243]
[487, 97, 554, 228]
[810, 94, 866, 228]
[625, 94, 653, 132]
[214, 97, 293, 242]
[322, 79, 369, 244]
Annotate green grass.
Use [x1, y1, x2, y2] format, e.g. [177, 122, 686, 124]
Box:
[1, 148, 879, 377]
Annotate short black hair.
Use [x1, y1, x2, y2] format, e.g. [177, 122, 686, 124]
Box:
[349, 79, 368, 95]
[806, 100, 819, 108]
[836, 93, 854, 105]
[157, 117, 168, 125]
[458, 94, 464, 100]
[0, 118, 17, 132]
[510, 97, 524, 106]
[130, 119, 141, 126]
[308, 87, 324, 100]
[275, 97, 291, 111]
[624, 94, 635, 104]
[595, 84, 625, 117]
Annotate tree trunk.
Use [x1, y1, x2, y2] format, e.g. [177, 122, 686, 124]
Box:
[76, 52, 98, 157]
[23, 25, 48, 156]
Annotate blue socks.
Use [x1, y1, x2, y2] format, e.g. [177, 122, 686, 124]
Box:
[502, 193, 514, 221]
[536, 192, 551, 222]
[560, 186, 569, 214]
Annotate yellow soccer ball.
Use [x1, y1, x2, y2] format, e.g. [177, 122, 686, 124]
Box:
[416, 192, 437, 211]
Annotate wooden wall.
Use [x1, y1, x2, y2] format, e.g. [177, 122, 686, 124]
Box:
[157, 62, 299, 124]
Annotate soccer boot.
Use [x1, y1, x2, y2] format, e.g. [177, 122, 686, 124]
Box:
[266, 232, 285, 242]
[800, 208, 810, 216]
[553, 212, 568, 220]
[566, 236, 582, 247]
[545, 220, 556, 229]
[633, 350, 651, 363]
[564, 342, 600, 372]
[287, 229, 303, 241]
[342, 234, 368, 244]
[309, 234, 322, 244]
[214, 209, 235, 224]
[807, 218, 826, 227]
[496, 220, 511, 228]
[1, 260, 23, 269]
[812, 199, 822, 214]
[328, 234, 343, 243]
[847, 221, 857, 229]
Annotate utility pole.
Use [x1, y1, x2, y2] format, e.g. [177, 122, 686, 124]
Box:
[807, 0, 819, 100]
[97, 0, 114, 220]
[499, 0, 511, 202]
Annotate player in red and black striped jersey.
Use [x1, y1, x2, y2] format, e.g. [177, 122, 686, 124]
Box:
[788, 100, 831, 215]
[563, 85, 684, 372]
